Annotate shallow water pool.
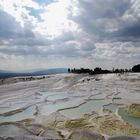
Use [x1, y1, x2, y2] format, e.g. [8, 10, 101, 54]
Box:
[60, 99, 110, 119]
[118, 107, 140, 129]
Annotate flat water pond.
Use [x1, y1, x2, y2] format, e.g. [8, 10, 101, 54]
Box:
[60, 99, 109, 119]
[118, 108, 140, 129]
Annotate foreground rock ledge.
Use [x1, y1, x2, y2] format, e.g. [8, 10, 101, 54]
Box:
[0, 134, 140, 140]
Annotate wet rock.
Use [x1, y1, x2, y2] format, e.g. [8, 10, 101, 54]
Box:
[17, 118, 34, 125]
[39, 112, 68, 128]
[1, 108, 25, 116]
[98, 117, 140, 136]
[108, 136, 140, 140]
[25, 124, 46, 136]
[65, 118, 89, 129]
[86, 112, 140, 136]
[0, 123, 32, 137]
[127, 104, 140, 117]
[68, 130, 105, 140]
[42, 128, 64, 139]
[0, 136, 59, 140]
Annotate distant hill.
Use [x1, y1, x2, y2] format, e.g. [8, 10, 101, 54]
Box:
[32, 68, 67, 75]
[0, 68, 68, 79]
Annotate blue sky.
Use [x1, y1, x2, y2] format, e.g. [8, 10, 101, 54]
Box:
[0, 0, 140, 70]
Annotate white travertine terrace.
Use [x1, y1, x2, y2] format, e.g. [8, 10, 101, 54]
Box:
[0, 73, 140, 138]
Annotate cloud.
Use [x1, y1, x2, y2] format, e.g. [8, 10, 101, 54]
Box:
[0, 0, 140, 70]
[70, 0, 140, 42]
[91, 42, 140, 68]
[0, 10, 34, 39]
[112, 23, 140, 41]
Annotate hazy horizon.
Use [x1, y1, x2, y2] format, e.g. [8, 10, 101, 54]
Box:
[0, 0, 140, 71]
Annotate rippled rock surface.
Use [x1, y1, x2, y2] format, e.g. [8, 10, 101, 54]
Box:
[108, 136, 140, 140]
[0, 123, 32, 137]
[127, 104, 140, 117]
[68, 130, 105, 140]
[0, 73, 140, 138]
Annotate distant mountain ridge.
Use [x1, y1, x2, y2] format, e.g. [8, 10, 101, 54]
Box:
[0, 68, 68, 79]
